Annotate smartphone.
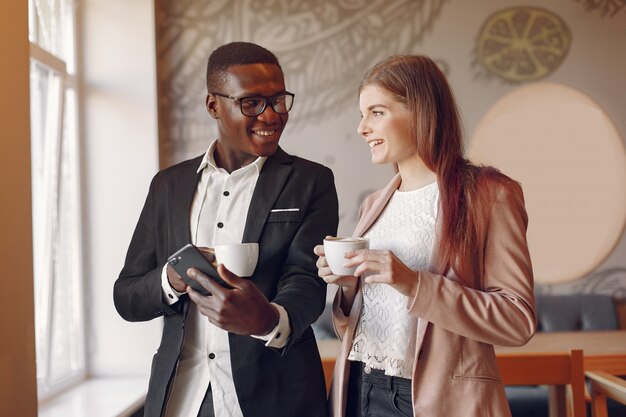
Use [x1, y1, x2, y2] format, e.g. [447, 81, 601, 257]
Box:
[167, 244, 232, 295]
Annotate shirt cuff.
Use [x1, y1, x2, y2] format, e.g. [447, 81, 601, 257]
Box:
[161, 264, 186, 305]
[252, 303, 291, 348]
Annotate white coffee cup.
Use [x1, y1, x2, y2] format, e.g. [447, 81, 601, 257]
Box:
[323, 237, 369, 276]
[214, 243, 259, 277]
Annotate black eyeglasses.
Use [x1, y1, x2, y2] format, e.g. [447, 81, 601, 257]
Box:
[211, 91, 295, 117]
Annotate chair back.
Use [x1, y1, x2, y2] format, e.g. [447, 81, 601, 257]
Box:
[586, 370, 626, 417]
[497, 349, 587, 417]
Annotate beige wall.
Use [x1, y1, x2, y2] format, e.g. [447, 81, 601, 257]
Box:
[0, 1, 38, 416]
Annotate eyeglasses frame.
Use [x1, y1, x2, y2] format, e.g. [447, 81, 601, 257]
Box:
[210, 91, 295, 117]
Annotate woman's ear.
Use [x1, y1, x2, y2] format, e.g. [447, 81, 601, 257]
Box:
[206, 94, 219, 119]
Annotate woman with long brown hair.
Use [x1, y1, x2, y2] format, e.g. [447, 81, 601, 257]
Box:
[314, 55, 536, 417]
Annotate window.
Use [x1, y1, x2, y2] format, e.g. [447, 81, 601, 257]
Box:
[29, 0, 85, 400]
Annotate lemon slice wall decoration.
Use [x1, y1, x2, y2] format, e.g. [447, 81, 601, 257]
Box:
[477, 7, 571, 82]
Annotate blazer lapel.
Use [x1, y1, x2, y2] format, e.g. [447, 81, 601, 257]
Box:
[353, 174, 401, 237]
[171, 156, 203, 248]
[242, 147, 293, 243]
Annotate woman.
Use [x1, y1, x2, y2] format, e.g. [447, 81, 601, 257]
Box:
[314, 55, 536, 417]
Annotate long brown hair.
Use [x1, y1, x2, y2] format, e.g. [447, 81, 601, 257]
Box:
[359, 55, 503, 283]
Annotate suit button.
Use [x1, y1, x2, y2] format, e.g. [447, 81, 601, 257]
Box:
[208, 353, 216, 359]
[217, 222, 224, 228]
[223, 191, 230, 196]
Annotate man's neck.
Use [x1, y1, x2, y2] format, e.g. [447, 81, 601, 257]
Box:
[213, 144, 257, 173]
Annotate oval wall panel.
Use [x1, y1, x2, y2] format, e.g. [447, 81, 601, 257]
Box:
[468, 83, 626, 284]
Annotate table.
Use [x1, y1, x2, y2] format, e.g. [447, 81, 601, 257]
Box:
[497, 331, 626, 417]
[495, 330, 626, 375]
[319, 331, 626, 373]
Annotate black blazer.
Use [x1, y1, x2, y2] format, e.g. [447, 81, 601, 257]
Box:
[114, 147, 338, 417]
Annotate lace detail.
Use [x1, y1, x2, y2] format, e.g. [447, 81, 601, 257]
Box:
[349, 182, 439, 378]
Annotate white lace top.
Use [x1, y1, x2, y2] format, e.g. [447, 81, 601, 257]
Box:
[348, 181, 439, 378]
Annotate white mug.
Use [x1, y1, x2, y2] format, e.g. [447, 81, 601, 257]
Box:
[214, 243, 259, 277]
[323, 237, 369, 276]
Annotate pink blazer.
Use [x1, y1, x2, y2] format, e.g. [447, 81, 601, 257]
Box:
[329, 174, 536, 417]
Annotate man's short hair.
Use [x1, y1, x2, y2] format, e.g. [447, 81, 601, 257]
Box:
[206, 42, 282, 92]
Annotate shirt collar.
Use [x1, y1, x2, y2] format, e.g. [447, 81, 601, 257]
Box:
[197, 138, 267, 174]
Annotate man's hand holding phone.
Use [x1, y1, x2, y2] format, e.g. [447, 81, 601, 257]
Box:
[167, 244, 223, 295]
[166, 246, 214, 292]
[186, 265, 279, 336]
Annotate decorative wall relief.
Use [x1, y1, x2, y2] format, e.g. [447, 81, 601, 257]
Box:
[574, 0, 626, 17]
[475, 7, 571, 82]
[250, 0, 448, 126]
[155, 0, 448, 167]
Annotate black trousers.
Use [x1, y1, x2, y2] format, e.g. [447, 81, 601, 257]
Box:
[346, 361, 413, 417]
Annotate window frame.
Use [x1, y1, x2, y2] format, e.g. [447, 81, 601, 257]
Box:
[29, 0, 86, 401]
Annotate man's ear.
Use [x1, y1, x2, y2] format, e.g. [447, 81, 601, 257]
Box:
[206, 94, 219, 119]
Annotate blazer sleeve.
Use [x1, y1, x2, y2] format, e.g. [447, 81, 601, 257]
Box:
[407, 181, 536, 347]
[113, 173, 181, 322]
[273, 166, 339, 351]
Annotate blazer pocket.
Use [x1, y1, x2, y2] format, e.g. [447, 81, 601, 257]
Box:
[452, 374, 501, 384]
[267, 210, 303, 223]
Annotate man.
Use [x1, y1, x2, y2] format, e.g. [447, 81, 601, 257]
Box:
[114, 42, 338, 417]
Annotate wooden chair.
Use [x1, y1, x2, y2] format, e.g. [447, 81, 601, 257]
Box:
[497, 350, 587, 417]
[499, 294, 618, 417]
[585, 370, 626, 417]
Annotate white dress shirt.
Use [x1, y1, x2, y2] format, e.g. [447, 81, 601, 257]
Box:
[160, 139, 291, 417]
